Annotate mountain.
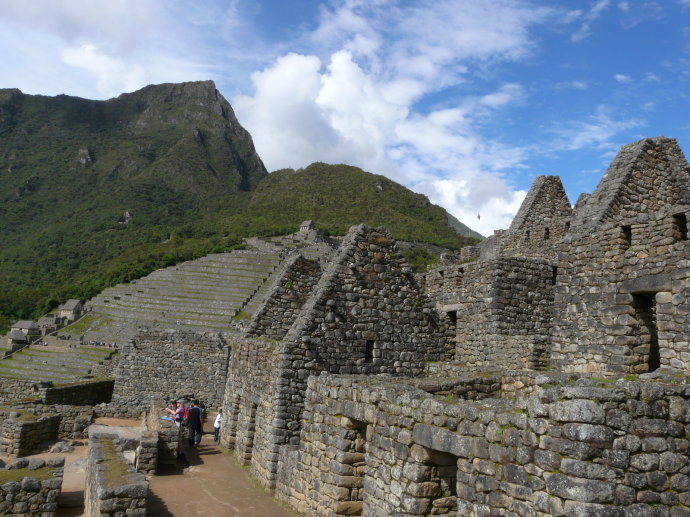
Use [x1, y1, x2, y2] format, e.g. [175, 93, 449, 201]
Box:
[0, 82, 480, 329]
[0, 81, 266, 325]
[243, 163, 479, 246]
[447, 212, 484, 239]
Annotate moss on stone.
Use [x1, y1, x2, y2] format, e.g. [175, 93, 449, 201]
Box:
[101, 439, 137, 489]
[0, 467, 55, 483]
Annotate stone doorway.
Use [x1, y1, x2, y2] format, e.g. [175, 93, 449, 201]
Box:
[632, 293, 660, 372]
[332, 416, 368, 516]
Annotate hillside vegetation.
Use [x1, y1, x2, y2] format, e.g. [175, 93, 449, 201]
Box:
[0, 82, 480, 329]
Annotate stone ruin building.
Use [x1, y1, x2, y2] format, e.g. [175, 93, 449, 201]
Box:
[218, 136, 690, 516]
[2, 136, 690, 516]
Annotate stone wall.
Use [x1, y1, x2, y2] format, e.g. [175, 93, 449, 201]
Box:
[276, 371, 690, 517]
[552, 137, 690, 374]
[0, 410, 60, 457]
[40, 379, 114, 405]
[85, 434, 148, 517]
[221, 225, 446, 490]
[497, 175, 572, 261]
[219, 336, 282, 487]
[0, 457, 64, 516]
[113, 329, 231, 406]
[0, 377, 41, 403]
[146, 400, 181, 468]
[246, 253, 323, 340]
[94, 398, 149, 420]
[423, 257, 555, 371]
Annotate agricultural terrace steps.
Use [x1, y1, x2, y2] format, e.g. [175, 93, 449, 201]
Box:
[79, 249, 286, 344]
[0, 344, 117, 382]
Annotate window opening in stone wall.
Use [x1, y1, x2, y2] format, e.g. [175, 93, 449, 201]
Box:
[446, 310, 457, 330]
[673, 213, 688, 241]
[632, 293, 660, 372]
[551, 267, 558, 286]
[416, 446, 458, 517]
[621, 225, 632, 248]
[525, 230, 530, 241]
[544, 227, 550, 240]
[333, 417, 368, 516]
[565, 221, 570, 232]
[365, 340, 375, 364]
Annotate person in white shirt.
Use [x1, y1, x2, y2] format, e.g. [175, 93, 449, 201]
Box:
[214, 408, 222, 443]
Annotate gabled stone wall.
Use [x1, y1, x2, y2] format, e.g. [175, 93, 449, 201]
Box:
[221, 225, 446, 490]
[498, 175, 573, 260]
[552, 138, 690, 374]
[246, 254, 323, 340]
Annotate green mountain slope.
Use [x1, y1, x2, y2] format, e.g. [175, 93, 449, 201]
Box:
[241, 163, 479, 246]
[0, 81, 266, 325]
[0, 83, 480, 329]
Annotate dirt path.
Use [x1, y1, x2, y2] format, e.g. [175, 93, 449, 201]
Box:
[147, 431, 294, 517]
[4, 418, 293, 517]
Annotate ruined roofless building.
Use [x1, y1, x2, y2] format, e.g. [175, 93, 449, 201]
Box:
[421, 175, 573, 372]
[220, 225, 446, 488]
[551, 136, 690, 375]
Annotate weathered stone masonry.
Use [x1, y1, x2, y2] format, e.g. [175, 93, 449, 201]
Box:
[218, 137, 690, 516]
[221, 225, 446, 489]
[113, 329, 230, 406]
[551, 137, 690, 375]
[277, 372, 690, 517]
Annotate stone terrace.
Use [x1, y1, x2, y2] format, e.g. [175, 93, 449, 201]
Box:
[0, 345, 117, 383]
[81, 250, 284, 344]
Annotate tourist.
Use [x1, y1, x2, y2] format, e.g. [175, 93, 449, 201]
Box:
[163, 401, 184, 427]
[214, 408, 222, 443]
[187, 400, 203, 447]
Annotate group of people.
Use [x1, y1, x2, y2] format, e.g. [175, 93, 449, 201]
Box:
[163, 398, 223, 451]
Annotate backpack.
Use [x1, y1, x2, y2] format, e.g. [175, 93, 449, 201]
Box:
[180, 407, 191, 422]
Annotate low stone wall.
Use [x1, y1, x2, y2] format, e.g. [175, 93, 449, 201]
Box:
[40, 379, 114, 405]
[135, 434, 158, 476]
[147, 401, 180, 468]
[93, 397, 149, 420]
[276, 372, 690, 517]
[0, 377, 42, 403]
[85, 434, 148, 517]
[0, 410, 60, 457]
[3, 402, 94, 441]
[0, 457, 64, 516]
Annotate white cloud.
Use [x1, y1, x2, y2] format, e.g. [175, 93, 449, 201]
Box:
[549, 106, 641, 152]
[0, 0, 231, 98]
[235, 0, 555, 234]
[571, 0, 612, 42]
[614, 73, 632, 83]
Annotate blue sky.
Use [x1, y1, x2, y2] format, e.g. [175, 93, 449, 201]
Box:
[1, 0, 689, 235]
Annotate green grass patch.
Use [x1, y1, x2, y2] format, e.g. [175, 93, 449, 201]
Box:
[232, 310, 251, 321]
[61, 314, 100, 335]
[0, 467, 56, 483]
[0, 407, 39, 421]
